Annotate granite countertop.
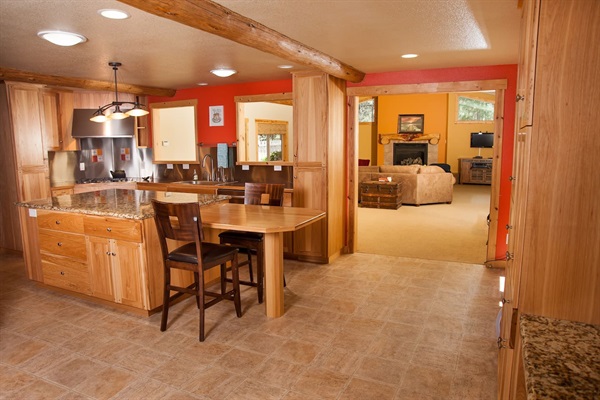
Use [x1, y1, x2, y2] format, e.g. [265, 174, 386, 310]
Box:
[520, 314, 600, 399]
[16, 189, 230, 220]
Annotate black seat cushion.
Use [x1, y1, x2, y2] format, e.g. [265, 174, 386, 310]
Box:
[219, 230, 264, 242]
[167, 242, 238, 265]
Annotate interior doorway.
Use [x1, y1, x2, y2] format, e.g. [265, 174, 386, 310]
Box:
[347, 80, 507, 263]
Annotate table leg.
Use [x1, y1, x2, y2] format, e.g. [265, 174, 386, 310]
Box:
[263, 231, 284, 317]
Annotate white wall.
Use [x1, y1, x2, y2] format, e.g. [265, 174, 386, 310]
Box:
[243, 102, 293, 161]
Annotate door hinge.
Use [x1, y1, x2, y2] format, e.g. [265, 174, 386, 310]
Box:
[505, 251, 514, 261]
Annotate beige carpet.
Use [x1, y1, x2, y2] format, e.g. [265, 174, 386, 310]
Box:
[357, 184, 491, 264]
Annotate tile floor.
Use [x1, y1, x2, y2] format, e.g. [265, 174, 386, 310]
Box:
[0, 249, 502, 399]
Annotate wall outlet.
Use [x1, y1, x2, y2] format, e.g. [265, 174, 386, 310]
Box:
[183, 164, 189, 169]
[242, 165, 250, 171]
[167, 164, 174, 169]
[79, 162, 85, 171]
[28, 208, 37, 217]
[274, 165, 282, 171]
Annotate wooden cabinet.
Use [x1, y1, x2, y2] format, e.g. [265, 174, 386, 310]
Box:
[459, 158, 493, 184]
[37, 211, 90, 295]
[40, 89, 77, 153]
[498, 1, 600, 398]
[84, 216, 146, 309]
[292, 71, 346, 263]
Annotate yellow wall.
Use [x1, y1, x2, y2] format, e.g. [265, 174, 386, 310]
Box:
[446, 92, 495, 172]
[376, 94, 448, 165]
[358, 123, 375, 164]
[365, 92, 496, 173]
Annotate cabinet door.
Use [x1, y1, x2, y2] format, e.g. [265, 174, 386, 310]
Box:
[87, 236, 115, 301]
[113, 240, 145, 309]
[40, 90, 62, 153]
[515, 0, 540, 129]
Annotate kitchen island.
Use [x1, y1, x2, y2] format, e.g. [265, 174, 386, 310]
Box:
[17, 189, 229, 314]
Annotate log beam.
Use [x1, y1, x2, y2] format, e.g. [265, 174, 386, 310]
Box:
[0, 67, 176, 97]
[117, 0, 366, 83]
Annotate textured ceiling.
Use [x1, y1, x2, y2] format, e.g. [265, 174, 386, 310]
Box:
[0, 0, 521, 90]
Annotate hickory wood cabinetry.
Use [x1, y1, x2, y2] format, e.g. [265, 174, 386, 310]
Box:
[292, 71, 346, 263]
[459, 158, 493, 184]
[38, 211, 90, 295]
[498, 1, 600, 399]
[85, 216, 145, 309]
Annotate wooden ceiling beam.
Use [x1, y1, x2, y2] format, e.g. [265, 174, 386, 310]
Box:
[117, 0, 366, 84]
[0, 67, 176, 97]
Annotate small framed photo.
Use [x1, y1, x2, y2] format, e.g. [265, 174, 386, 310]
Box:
[209, 105, 224, 126]
[398, 114, 424, 134]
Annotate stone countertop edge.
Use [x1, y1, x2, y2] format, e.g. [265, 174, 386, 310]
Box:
[520, 313, 600, 399]
[16, 189, 230, 220]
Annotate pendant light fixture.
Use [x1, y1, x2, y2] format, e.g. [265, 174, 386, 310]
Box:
[90, 62, 149, 123]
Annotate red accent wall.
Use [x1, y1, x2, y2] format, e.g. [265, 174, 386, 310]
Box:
[350, 64, 518, 261]
[150, 64, 517, 261]
[148, 79, 292, 146]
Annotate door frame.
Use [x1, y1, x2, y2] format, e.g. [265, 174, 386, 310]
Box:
[346, 79, 508, 262]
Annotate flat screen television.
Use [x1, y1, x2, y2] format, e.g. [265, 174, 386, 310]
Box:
[470, 132, 494, 148]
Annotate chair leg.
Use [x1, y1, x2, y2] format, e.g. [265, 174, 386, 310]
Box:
[194, 272, 200, 309]
[231, 255, 242, 318]
[198, 267, 206, 342]
[246, 248, 254, 283]
[160, 268, 170, 332]
[256, 245, 264, 304]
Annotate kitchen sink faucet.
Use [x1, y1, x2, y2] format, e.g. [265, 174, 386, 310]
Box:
[202, 154, 215, 181]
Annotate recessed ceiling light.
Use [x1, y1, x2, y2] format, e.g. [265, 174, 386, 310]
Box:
[210, 68, 237, 78]
[401, 53, 418, 59]
[98, 9, 130, 19]
[277, 65, 293, 69]
[37, 30, 87, 46]
[197, 82, 208, 86]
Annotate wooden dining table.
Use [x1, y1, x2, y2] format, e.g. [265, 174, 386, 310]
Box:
[199, 202, 326, 318]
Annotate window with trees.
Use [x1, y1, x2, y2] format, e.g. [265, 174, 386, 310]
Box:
[456, 96, 494, 122]
[256, 119, 288, 161]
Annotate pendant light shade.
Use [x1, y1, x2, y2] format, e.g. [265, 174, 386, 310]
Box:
[90, 62, 149, 122]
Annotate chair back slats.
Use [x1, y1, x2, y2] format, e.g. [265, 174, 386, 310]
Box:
[244, 183, 285, 206]
[152, 200, 204, 245]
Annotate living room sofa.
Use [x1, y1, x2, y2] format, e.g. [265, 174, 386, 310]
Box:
[359, 165, 456, 206]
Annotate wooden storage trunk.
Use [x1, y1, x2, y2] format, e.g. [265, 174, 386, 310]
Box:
[360, 181, 402, 209]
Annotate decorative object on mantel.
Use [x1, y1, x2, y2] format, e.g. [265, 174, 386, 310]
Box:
[378, 133, 441, 145]
[90, 62, 149, 123]
[398, 114, 424, 133]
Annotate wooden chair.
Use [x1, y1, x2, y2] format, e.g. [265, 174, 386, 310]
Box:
[152, 200, 242, 342]
[218, 183, 285, 303]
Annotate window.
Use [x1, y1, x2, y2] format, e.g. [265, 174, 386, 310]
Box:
[255, 119, 288, 161]
[359, 99, 375, 123]
[456, 96, 494, 122]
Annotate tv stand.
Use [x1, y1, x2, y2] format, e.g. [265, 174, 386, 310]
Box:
[459, 158, 492, 184]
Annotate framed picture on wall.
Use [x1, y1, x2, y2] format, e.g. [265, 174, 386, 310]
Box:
[398, 114, 424, 133]
[209, 105, 224, 126]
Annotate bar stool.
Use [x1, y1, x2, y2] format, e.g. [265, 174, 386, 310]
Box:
[218, 183, 285, 303]
[152, 200, 242, 342]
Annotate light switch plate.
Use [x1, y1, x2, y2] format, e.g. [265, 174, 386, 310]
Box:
[274, 165, 282, 171]
[183, 164, 189, 169]
[79, 162, 85, 171]
[28, 208, 37, 217]
[242, 165, 250, 170]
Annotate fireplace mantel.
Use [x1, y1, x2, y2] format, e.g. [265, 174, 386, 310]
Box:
[383, 136, 439, 166]
[379, 133, 440, 145]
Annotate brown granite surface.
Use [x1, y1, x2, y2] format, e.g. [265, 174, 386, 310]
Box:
[520, 314, 600, 399]
[16, 189, 230, 220]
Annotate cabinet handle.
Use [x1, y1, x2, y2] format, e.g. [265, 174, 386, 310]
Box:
[57, 242, 62, 247]
[106, 251, 111, 255]
[111, 252, 116, 256]
[106, 227, 112, 232]
[55, 220, 61, 225]
[60, 271, 65, 276]
[497, 337, 507, 349]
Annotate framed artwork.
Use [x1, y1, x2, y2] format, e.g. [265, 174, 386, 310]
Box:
[209, 105, 224, 126]
[398, 114, 424, 133]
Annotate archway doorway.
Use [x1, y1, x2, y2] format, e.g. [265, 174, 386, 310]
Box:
[346, 80, 507, 264]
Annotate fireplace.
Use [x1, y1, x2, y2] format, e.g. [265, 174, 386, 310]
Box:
[393, 143, 428, 165]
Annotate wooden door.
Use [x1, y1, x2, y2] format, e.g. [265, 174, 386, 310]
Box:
[113, 240, 145, 309]
[87, 236, 115, 302]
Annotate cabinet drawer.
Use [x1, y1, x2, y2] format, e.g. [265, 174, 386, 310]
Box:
[39, 229, 87, 261]
[37, 211, 84, 234]
[42, 257, 90, 295]
[83, 216, 142, 242]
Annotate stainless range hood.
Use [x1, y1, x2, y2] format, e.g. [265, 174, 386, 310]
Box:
[72, 109, 135, 138]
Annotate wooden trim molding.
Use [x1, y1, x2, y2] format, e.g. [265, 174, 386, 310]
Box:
[0, 67, 175, 97]
[118, 0, 365, 83]
[347, 79, 508, 96]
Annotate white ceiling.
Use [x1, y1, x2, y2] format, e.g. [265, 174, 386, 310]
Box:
[0, 0, 521, 91]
